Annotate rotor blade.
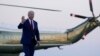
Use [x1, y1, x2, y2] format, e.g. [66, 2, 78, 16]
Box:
[70, 13, 87, 19]
[96, 14, 100, 18]
[89, 0, 95, 17]
[0, 4, 61, 12]
[89, 0, 93, 12]
[95, 14, 100, 20]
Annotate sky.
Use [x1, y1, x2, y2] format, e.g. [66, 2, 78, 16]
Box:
[0, 0, 100, 56]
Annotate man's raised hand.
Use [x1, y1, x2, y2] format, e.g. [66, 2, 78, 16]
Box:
[21, 16, 26, 24]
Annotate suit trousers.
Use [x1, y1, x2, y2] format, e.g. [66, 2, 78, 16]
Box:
[23, 44, 35, 56]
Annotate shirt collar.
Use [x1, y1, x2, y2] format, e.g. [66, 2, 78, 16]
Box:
[28, 19, 33, 24]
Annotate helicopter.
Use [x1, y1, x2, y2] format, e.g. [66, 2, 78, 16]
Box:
[0, 0, 100, 56]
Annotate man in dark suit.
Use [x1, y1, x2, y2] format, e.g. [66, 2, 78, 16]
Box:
[18, 11, 40, 56]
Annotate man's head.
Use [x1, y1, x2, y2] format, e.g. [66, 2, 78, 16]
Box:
[28, 11, 34, 20]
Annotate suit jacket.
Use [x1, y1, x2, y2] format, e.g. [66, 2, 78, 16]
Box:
[18, 19, 40, 45]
